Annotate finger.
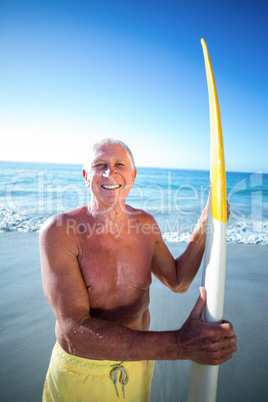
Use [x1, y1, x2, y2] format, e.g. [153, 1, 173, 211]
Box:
[189, 287, 206, 319]
[227, 201, 231, 218]
[194, 349, 235, 366]
[211, 344, 237, 364]
[198, 321, 235, 339]
[197, 342, 237, 365]
[209, 352, 235, 366]
[219, 321, 235, 337]
[203, 336, 237, 352]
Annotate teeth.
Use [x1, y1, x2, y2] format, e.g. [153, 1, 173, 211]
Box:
[102, 185, 121, 189]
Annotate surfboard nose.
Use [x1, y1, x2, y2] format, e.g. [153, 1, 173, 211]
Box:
[201, 38, 227, 224]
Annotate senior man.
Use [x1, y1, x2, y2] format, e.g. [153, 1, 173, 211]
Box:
[40, 138, 237, 401]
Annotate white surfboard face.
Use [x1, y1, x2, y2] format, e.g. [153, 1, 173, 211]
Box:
[202, 209, 227, 323]
[188, 211, 226, 402]
[188, 364, 219, 402]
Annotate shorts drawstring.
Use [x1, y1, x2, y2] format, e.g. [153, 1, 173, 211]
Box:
[110, 362, 129, 399]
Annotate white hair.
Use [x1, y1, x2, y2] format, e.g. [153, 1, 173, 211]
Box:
[83, 138, 136, 172]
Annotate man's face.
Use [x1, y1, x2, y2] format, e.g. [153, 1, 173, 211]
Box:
[83, 143, 137, 209]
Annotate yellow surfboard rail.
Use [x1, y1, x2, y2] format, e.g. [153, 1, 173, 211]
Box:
[201, 38, 227, 223]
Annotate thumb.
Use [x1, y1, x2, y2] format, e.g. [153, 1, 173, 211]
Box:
[189, 287, 206, 319]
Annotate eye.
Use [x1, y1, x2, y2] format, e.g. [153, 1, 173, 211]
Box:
[94, 163, 106, 168]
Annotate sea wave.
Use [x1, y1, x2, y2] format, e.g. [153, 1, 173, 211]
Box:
[0, 208, 47, 233]
[163, 220, 268, 245]
[1, 207, 268, 245]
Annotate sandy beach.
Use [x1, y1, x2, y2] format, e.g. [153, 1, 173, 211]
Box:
[0, 232, 267, 402]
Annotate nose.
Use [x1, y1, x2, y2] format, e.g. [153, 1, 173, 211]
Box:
[102, 165, 116, 178]
[102, 169, 110, 178]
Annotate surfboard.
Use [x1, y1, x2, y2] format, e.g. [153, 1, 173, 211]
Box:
[187, 38, 227, 402]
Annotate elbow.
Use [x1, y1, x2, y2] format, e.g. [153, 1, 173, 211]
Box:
[57, 317, 89, 357]
[56, 319, 77, 354]
[168, 284, 190, 294]
[177, 284, 190, 294]
[171, 281, 191, 294]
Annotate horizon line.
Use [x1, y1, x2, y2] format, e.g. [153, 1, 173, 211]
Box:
[0, 159, 266, 175]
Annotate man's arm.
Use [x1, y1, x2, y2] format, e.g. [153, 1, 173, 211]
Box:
[151, 206, 208, 293]
[40, 215, 236, 364]
[152, 202, 231, 293]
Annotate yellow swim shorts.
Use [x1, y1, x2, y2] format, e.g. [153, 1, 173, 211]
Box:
[42, 342, 155, 401]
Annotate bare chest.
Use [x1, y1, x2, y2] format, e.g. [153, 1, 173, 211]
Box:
[78, 231, 154, 303]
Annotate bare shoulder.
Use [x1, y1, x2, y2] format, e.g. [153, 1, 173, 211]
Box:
[126, 205, 161, 236]
[126, 204, 154, 221]
[39, 205, 90, 254]
[40, 205, 89, 236]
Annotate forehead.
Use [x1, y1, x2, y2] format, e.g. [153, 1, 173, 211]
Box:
[92, 144, 129, 161]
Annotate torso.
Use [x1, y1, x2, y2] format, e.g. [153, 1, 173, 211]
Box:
[56, 205, 158, 350]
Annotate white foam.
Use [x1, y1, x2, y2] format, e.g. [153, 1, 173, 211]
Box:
[0, 207, 47, 233]
[163, 220, 268, 245]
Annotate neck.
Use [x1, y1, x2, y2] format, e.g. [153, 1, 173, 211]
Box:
[88, 199, 129, 224]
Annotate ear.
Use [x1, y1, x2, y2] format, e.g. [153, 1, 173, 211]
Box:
[82, 169, 90, 188]
[132, 168, 137, 184]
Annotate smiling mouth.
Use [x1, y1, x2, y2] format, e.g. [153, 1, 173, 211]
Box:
[101, 184, 121, 190]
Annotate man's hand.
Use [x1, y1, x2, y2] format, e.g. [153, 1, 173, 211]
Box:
[197, 200, 231, 233]
[176, 287, 237, 365]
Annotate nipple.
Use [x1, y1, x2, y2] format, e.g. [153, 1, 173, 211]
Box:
[87, 285, 92, 291]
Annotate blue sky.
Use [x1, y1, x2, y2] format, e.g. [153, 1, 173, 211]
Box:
[0, 0, 267, 173]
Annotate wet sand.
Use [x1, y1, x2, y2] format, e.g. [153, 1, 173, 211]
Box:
[0, 232, 267, 401]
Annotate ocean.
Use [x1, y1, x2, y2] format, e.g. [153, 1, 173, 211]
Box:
[1, 160, 268, 244]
